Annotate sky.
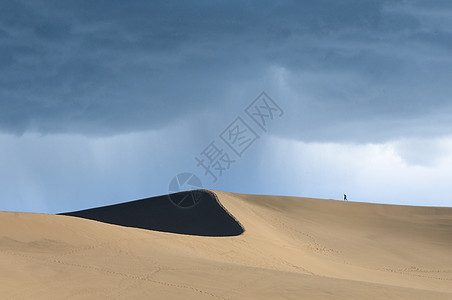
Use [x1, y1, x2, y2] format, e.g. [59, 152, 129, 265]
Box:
[1, 0, 452, 213]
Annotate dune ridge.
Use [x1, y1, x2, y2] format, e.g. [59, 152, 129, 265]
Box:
[1, 190, 452, 299]
[59, 190, 244, 237]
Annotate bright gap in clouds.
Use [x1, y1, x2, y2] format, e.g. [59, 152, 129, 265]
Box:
[1, 130, 452, 213]
[261, 135, 452, 207]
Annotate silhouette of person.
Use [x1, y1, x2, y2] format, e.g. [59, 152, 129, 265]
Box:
[344, 194, 347, 201]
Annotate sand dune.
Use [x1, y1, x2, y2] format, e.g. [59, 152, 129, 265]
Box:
[1, 190, 452, 299]
[59, 190, 243, 237]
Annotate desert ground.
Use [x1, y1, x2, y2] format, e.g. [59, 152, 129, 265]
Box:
[1, 190, 452, 299]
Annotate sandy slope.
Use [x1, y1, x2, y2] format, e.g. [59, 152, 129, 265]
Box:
[1, 190, 452, 299]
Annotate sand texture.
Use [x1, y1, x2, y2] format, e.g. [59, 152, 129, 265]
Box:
[1, 190, 452, 299]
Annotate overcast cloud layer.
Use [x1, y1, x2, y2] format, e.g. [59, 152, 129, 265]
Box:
[1, 0, 451, 212]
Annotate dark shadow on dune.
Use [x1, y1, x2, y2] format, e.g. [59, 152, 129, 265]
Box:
[58, 190, 244, 237]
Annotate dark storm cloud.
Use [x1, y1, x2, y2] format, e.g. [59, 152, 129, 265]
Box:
[0, 0, 451, 140]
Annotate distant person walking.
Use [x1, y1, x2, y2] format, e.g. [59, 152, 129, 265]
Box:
[343, 194, 347, 201]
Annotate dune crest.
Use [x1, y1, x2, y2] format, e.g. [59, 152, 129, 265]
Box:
[60, 190, 244, 237]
